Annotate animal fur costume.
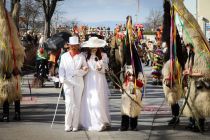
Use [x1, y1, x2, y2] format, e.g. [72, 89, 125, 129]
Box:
[172, 0, 210, 120]
[121, 65, 143, 118]
[162, 60, 182, 105]
[0, 1, 25, 104]
[161, 0, 189, 126]
[119, 16, 145, 131]
[161, 0, 186, 106]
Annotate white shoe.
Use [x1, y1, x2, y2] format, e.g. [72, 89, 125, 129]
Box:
[98, 125, 107, 132]
[72, 128, 78, 132]
[65, 127, 72, 132]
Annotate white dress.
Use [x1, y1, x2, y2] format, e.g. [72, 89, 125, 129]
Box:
[80, 54, 110, 131]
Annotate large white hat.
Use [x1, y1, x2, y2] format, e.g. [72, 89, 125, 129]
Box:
[67, 36, 79, 45]
[81, 37, 107, 48]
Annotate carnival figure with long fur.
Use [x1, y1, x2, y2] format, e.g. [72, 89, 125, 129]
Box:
[0, 1, 25, 121]
[172, 0, 210, 132]
[119, 16, 145, 131]
[161, 0, 188, 126]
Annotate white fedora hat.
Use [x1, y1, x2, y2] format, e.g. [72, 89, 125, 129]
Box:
[67, 36, 79, 45]
[81, 37, 107, 48]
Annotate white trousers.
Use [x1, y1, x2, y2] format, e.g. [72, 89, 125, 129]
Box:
[64, 83, 83, 130]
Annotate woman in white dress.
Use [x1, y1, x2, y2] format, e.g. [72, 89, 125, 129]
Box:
[80, 37, 111, 131]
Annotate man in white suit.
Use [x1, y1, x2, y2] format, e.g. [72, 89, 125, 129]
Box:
[59, 36, 88, 132]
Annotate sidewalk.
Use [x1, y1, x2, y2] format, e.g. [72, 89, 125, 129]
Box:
[0, 67, 210, 140]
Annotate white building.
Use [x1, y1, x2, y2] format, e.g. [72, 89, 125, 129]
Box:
[185, 0, 210, 39]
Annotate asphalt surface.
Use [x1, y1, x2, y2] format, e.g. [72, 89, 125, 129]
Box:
[0, 66, 210, 140]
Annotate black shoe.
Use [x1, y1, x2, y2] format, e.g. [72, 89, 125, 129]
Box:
[152, 81, 158, 85]
[130, 127, 138, 131]
[0, 114, 9, 122]
[185, 123, 194, 130]
[168, 117, 179, 125]
[119, 126, 128, 131]
[158, 81, 162, 85]
[13, 112, 21, 121]
[193, 118, 205, 132]
[54, 82, 59, 88]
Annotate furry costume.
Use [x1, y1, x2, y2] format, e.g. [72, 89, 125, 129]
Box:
[120, 65, 144, 131]
[162, 60, 182, 105]
[121, 65, 143, 118]
[161, 0, 188, 125]
[121, 84, 142, 118]
[172, 0, 210, 119]
[0, 1, 25, 104]
[119, 16, 145, 131]
[161, 0, 185, 106]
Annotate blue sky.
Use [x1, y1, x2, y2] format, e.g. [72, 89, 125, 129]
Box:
[59, 0, 196, 25]
[60, 0, 163, 23]
[5, 0, 196, 29]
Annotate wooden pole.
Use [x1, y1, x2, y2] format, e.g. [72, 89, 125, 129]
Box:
[3, 0, 6, 7]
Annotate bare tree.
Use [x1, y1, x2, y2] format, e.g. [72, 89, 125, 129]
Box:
[20, 0, 43, 31]
[36, 0, 64, 39]
[51, 8, 66, 33]
[146, 9, 163, 31]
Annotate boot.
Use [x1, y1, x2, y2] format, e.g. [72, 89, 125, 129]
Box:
[13, 100, 21, 121]
[13, 112, 21, 121]
[186, 117, 195, 130]
[0, 113, 9, 122]
[168, 116, 179, 125]
[1, 100, 9, 122]
[119, 115, 129, 131]
[158, 80, 162, 85]
[168, 103, 180, 125]
[130, 117, 138, 131]
[193, 118, 205, 132]
[61, 88, 65, 100]
[199, 118, 205, 132]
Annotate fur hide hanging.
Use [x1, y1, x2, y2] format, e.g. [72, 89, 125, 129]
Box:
[162, 60, 182, 105]
[0, 1, 25, 104]
[121, 82, 142, 118]
[0, 75, 22, 104]
[183, 78, 210, 118]
[171, 0, 210, 119]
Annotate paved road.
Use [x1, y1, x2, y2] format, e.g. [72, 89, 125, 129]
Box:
[0, 66, 210, 140]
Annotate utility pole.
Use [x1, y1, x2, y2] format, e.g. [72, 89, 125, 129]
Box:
[135, 0, 140, 24]
[196, 0, 198, 21]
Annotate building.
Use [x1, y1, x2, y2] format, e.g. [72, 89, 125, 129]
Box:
[185, 0, 210, 39]
[196, 0, 210, 39]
